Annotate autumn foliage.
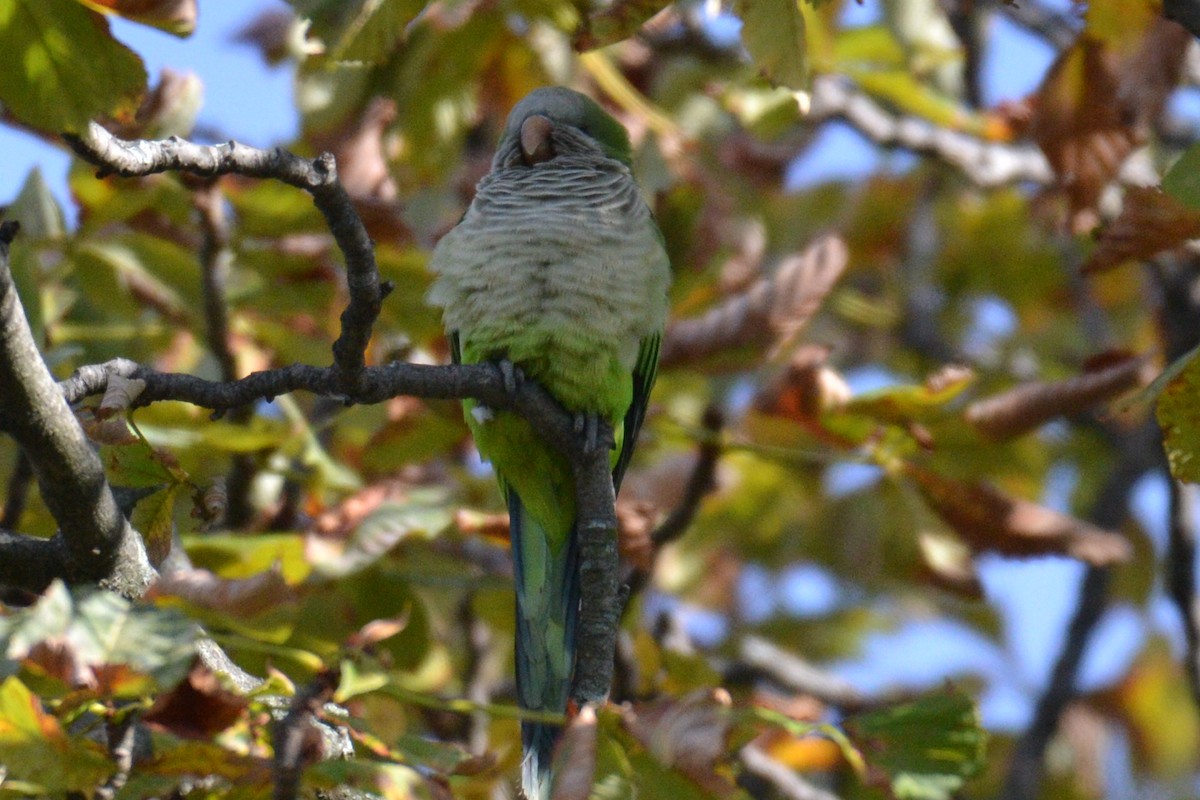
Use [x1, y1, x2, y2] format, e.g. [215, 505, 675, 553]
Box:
[2, 0, 1200, 799]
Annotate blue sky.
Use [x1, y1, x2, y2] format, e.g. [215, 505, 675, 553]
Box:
[0, 2, 296, 209]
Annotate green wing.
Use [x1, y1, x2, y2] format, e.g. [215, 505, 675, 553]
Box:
[613, 332, 660, 491]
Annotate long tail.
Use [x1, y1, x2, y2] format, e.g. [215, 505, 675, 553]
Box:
[509, 491, 579, 800]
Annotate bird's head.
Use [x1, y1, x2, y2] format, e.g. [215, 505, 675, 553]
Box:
[498, 87, 632, 168]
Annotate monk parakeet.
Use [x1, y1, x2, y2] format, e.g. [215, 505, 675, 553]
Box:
[428, 87, 671, 798]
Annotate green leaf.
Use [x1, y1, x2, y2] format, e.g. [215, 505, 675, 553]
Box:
[834, 24, 907, 68]
[1158, 347, 1200, 483]
[132, 483, 183, 565]
[305, 759, 431, 799]
[0, 676, 113, 791]
[339, 0, 427, 63]
[846, 67, 984, 133]
[362, 406, 465, 474]
[290, 0, 424, 63]
[846, 688, 986, 800]
[844, 367, 975, 423]
[7, 167, 65, 241]
[198, 418, 296, 453]
[132, 736, 272, 791]
[1163, 141, 1200, 211]
[576, 0, 674, 50]
[0, 0, 146, 133]
[0, 582, 199, 695]
[739, 0, 808, 90]
[72, 239, 195, 324]
[287, 566, 433, 673]
[184, 532, 311, 584]
[100, 439, 182, 488]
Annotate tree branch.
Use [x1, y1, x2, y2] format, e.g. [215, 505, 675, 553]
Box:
[273, 668, 341, 800]
[59, 355, 626, 705]
[651, 406, 723, 549]
[193, 180, 257, 527]
[571, 424, 622, 706]
[0, 222, 153, 596]
[1000, 420, 1160, 799]
[65, 123, 390, 392]
[807, 76, 1054, 188]
[732, 636, 919, 714]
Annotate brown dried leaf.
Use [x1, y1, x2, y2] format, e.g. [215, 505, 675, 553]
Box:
[622, 690, 738, 796]
[720, 219, 769, 294]
[234, 9, 296, 65]
[114, 67, 203, 139]
[312, 97, 398, 202]
[909, 466, 1131, 565]
[660, 235, 848, 369]
[1083, 186, 1200, 273]
[78, 0, 197, 35]
[144, 663, 248, 739]
[550, 705, 598, 800]
[1032, 20, 1189, 231]
[149, 566, 296, 617]
[754, 345, 850, 421]
[965, 352, 1148, 439]
[24, 638, 94, 688]
[346, 613, 410, 650]
[312, 479, 411, 539]
[79, 409, 138, 445]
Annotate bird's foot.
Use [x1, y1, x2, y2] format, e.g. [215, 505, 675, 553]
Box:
[496, 359, 523, 396]
[574, 412, 606, 454]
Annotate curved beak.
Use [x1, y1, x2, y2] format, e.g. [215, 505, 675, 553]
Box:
[519, 114, 555, 166]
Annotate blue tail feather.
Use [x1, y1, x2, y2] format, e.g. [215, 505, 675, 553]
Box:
[509, 491, 580, 799]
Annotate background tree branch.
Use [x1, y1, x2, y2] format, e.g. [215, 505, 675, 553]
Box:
[0, 221, 153, 596]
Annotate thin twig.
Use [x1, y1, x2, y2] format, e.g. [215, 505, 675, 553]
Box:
[273, 668, 341, 800]
[651, 405, 723, 548]
[621, 407, 724, 626]
[194, 182, 238, 384]
[193, 181, 257, 527]
[1000, 421, 1160, 799]
[66, 123, 391, 392]
[95, 714, 139, 800]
